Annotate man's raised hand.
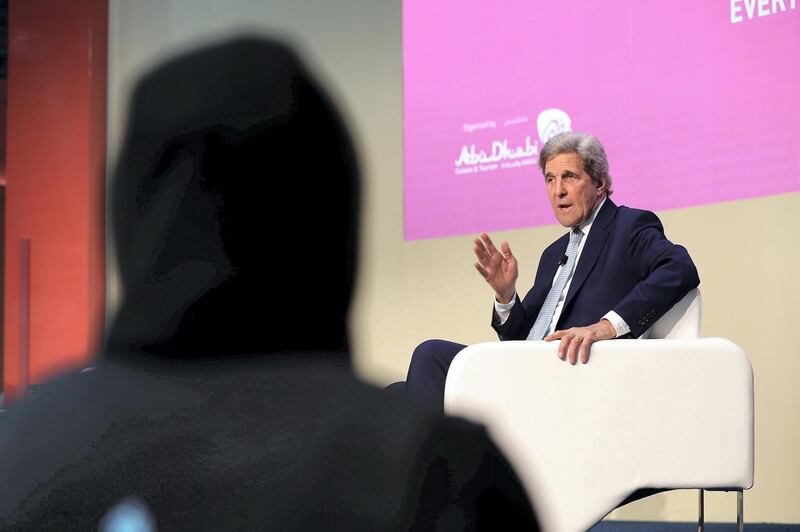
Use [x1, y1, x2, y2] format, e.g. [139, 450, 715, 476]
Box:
[473, 233, 518, 304]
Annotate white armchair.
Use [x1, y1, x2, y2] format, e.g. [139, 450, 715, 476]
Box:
[444, 290, 754, 532]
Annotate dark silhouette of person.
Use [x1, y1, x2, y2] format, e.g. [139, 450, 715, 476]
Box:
[0, 36, 538, 531]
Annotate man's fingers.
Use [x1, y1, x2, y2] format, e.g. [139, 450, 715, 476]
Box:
[555, 334, 571, 360]
[567, 335, 583, 365]
[579, 336, 593, 364]
[473, 243, 490, 264]
[500, 240, 514, 258]
[480, 233, 499, 256]
[474, 236, 502, 268]
[544, 331, 562, 342]
[552, 326, 606, 365]
[474, 262, 489, 279]
[554, 332, 582, 365]
[474, 237, 490, 257]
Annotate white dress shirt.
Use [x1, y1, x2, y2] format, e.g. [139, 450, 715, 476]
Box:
[494, 197, 631, 338]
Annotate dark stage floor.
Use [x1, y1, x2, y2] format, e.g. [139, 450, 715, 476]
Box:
[591, 522, 800, 531]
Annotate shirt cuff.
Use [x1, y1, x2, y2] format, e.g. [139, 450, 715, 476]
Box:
[602, 310, 630, 338]
[494, 297, 516, 326]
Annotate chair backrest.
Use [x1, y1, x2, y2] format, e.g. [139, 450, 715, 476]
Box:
[643, 288, 701, 339]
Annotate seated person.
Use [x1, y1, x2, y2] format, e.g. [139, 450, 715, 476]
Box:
[393, 131, 699, 411]
[0, 36, 538, 531]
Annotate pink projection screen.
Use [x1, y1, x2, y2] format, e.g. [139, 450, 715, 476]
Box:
[403, 1, 800, 240]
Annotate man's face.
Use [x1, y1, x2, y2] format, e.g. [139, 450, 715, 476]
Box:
[544, 152, 605, 228]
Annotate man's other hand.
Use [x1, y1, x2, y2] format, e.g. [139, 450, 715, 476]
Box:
[473, 233, 518, 303]
[545, 319, 616, 365]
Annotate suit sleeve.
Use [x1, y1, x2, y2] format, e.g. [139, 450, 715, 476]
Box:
[612, 210, 700, 338]
[490, 293, 527, 340]
[490, 243, 559, 341]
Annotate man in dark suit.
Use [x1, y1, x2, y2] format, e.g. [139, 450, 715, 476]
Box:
[398, 131, 699, 410]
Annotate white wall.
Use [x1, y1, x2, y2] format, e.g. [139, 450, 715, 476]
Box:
[108, 0, 800, 524]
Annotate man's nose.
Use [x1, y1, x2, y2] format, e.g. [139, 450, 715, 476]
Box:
[554, 179, 567, 197]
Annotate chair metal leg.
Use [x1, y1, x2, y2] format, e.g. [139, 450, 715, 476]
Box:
[737, 490, 744, 532]
[697, 489, 704, 532]
[698, 488, 743, 531]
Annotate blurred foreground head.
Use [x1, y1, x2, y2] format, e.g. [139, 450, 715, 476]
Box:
[0, 36, 539, 532]
[107, 36, 358, 358]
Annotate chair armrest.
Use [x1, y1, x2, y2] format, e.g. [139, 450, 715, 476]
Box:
[444, 338, 754, 532]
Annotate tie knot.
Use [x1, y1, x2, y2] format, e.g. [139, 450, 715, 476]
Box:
[570, 227, 583, 244]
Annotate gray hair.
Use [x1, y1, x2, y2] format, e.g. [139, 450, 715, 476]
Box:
[538, 131, 613, 196]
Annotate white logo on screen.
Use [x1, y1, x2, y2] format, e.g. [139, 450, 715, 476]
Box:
[536, 108, 572, 144]
[452, 108, 573, 175]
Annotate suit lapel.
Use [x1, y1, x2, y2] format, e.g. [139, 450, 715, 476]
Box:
[563, 198, 617, 311]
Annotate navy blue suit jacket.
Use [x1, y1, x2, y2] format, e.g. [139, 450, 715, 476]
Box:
[492, 198, 699, 340]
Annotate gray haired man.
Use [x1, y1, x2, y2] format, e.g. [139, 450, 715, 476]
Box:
[394, 131, 699, 412]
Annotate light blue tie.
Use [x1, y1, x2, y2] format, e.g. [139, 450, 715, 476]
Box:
[526, 227, 584, 340]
